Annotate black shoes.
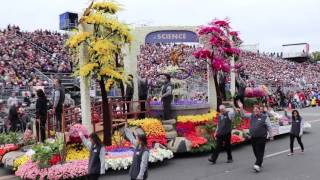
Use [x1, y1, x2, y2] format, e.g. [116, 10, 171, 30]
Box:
[208, 158, 216, 164]
[208, 158, 233, 164]
[226, 159, 233, 163]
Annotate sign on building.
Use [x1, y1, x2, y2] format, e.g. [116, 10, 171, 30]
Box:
[145, 30, 198, 43]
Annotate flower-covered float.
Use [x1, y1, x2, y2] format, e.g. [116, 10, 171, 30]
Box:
[12, 122, 173, 179]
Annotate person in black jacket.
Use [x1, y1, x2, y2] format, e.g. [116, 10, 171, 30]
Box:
[238, 101, 273, 172]
[138, 77, 148, 119]
[79, 132, 105, 180]
[52, 78, 65, 132]
[286, 109, 304, 156]
[124, 128, 149, 180]
[8, 105, 19, 132]
[36, 89, 48, 142]
[208, 105, 235, 164]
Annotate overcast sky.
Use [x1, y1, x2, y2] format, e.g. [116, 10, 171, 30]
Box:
[0, 0, 319, 52]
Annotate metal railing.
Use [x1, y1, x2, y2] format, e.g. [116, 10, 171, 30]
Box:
[44, 99, 151, 139]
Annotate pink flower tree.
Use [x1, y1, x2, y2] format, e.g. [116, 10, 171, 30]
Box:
[193, 18, 242, 109]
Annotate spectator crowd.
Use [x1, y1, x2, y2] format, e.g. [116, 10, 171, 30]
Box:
[0, 25, 72, 89]
[238, 51, 320, 88]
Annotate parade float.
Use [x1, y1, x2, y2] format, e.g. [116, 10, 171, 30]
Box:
[0, 5, 312, 180]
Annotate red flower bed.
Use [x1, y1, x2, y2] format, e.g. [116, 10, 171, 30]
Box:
[186, 134, 208, 148]
[236, 118, 250, 130]
[0, 144, 19, 161]
[49, 154, 61, 165]
[231, 135, 245, 145]
[106, 140, 132, 151]
[147, 135, 167, 148]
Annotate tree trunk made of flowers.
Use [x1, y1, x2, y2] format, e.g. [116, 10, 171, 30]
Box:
[99, 79, 112, 145]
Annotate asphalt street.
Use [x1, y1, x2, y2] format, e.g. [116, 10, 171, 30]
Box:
[1, 107, 319, 180]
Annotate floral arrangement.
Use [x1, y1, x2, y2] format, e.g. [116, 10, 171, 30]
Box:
[128, 118, 167, 147]
[69, 124, 89, 144]
[176, 112, 218, 151]
[0, 132, 22, 145]
[16, 160, 88, 180]
[0, 144, 20, 161]
[31, 137, 64, 169]
[13, 155, 30, 171]
[177, 111, 217, 124]
[235, 118, 250, 130]
[185, 134, 208, 148]
[105, 147, 173, 171]
[49, 154, 61, 166]
[66, 145, 89, 162]
[231, 134, 245, 145]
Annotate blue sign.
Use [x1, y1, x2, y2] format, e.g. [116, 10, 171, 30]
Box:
[145, 30, 198, 43]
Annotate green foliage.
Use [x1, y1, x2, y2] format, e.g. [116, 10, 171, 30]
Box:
[244, 98, 259, 107]
[190, 124, 217, 153]
[190, 140, 216, 153]
[31, 137, 63, 169]
[232, 113, 242, 129]
[0, 132, 22, 145]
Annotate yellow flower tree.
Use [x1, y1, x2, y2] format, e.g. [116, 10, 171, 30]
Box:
[66, 1, 132, 145]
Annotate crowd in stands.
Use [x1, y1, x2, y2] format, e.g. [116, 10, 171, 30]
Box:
[238, 51, 320, 88]
[0, 25, 72, 89]
[137, 43, 206, 83]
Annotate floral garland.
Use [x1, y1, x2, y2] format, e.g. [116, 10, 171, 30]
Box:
[128, 118, 167, 147]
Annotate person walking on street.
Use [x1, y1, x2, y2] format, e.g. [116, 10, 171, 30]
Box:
[125, 128, 149, 180]
[285, 109, 304, 156]
[161, 75, 173, 120]
[208, 104, 235, 164]
[79, 132, 105, 180]
[35, 89, 48, 142]
[52, 78, 65, 132]
[238, 101, 273, 172]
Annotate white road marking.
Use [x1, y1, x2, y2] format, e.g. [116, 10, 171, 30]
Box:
[264, 147, 300, 158]
[308, 119, 320, 123]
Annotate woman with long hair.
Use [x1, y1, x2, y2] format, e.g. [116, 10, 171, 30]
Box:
[125, 128, 149, 180]
[35, 89, 47, 142]
[286, 109, 304, 156]
[79, 132, 105, 180]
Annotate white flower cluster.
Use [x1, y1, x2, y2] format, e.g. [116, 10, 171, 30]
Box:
[105, 148, 174, 171]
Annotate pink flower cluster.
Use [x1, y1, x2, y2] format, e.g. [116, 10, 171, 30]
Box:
[211, 19, 230, 28]
[69, 124, 89, 143]
[192, 49, 212, 59]
[198, 26, 224, 35]
[194, 18, 242, 73]
[15, 160, 88, 180]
